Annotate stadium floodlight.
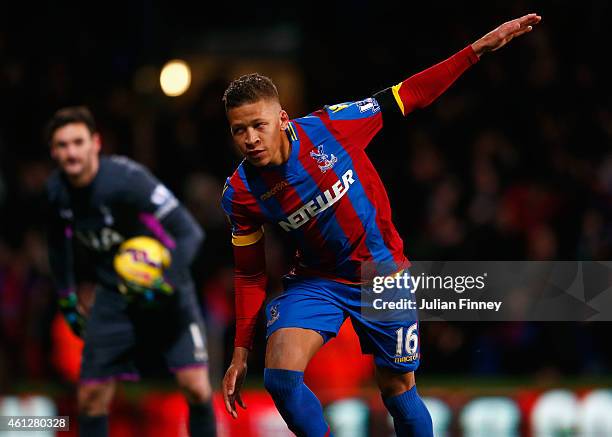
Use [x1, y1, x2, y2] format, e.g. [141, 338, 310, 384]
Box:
[160, 59, 191, 97]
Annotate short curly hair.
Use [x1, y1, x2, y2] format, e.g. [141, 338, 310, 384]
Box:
[222, 73, 279, 111]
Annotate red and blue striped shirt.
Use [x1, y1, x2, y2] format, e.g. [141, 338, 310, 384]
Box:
[222, 94, 408, 283]
[223, 44, 479, 347]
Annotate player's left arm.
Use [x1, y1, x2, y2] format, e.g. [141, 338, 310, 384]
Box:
[376, 13, 541, 117]
[123, 164, 204, 287]
[324, 14, 541, 148]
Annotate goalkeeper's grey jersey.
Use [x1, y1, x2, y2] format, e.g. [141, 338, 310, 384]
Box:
[46, 155, 204, 294]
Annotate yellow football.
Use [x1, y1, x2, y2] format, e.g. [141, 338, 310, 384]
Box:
[113, 236, 171, 293]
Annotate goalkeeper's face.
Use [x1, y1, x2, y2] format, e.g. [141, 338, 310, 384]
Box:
[227, 98, 290, 167]
[50, 122, 101, 186]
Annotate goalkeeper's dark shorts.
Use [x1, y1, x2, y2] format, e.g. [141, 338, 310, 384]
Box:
[79, 283, 208, 384]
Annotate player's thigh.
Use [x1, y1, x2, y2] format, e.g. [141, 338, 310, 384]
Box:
[265, 327, 325, 371]
[163, 289, 209, 371]
[264, 276, 347, 370]
[265, 276, 347, 350]
[81, 287, 138, 381]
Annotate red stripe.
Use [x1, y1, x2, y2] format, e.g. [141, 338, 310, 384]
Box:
[294, 122, 369, 270]
[318, 111, 408, 269]
[229, 169, 266, 233]
[319, 108, 382, 150]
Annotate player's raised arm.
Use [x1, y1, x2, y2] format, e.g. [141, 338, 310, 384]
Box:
[376, 13, 541, 117]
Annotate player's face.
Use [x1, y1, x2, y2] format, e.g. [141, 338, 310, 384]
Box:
[50, 122, 101, 185]
[227, 99, 290, 167]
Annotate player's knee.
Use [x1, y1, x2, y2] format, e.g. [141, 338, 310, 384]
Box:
[77, 382, 114, 415]
[376, 368, 415, 398]
[181, 382, 212, 404]
[379, 380, 410, 398]
[177, 371, 212, 404]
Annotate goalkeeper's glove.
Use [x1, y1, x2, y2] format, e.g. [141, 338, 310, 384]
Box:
[58, 293, 86, 338]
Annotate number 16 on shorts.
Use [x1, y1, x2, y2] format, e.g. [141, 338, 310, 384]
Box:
[395, 322, 419, 361]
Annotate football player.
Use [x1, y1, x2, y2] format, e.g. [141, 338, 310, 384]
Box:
[221, 14, 541, 437]
[45, 107, 216, 437]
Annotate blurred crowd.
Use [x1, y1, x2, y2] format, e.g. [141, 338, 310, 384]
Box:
[1, 2, 611, 392]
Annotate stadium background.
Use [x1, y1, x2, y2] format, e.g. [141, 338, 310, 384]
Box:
[0, 1, 611, 435]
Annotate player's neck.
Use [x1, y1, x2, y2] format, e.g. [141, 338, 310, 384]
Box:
[68, 158, 100, 188]
[268, 133, 292, 166]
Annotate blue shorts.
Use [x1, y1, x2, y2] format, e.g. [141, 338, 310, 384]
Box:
[265, 275, 420, 373]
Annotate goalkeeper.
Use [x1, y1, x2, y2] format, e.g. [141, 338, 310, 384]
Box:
[45, 106, 216, 437]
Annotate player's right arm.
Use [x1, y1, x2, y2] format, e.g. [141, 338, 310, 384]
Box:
[221, 178, 267, 418]
[223, 238, 267, 418]
[46, 179, 85, 337]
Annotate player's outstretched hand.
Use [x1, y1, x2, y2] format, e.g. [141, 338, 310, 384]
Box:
[223, 348, 249, 419]
[471, 13, 542, 57]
